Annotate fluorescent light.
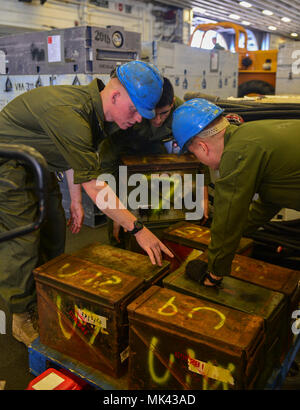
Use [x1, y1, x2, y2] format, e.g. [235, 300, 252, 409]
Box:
[291, 32, 298, 37]
[268, 26, 277, 31]
[239, 1, 252, 7]
[281, 17, 291, 23]
[193, 7, 206, 14]
[242, 21, 251, 26]
[262, 10, 274, 16]
[229, 14, 241, 20]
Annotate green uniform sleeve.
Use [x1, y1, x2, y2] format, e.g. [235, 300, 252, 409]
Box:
[37, 106, 103, 184]
[208, 142, 268, 276]
[243, 198, 281, 236]
[97, 137, 121, 176]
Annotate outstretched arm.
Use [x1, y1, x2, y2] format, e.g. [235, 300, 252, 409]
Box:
[65, 169, 84, 234]
[82, 178, 174, 266]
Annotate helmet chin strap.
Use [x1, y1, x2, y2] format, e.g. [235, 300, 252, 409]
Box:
[199, 116, 229, 138]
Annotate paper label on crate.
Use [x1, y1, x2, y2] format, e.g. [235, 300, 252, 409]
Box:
[47, 35, 62, 63]
[75, 306, 107, 329]
[188, 357, 235, 385]
[120, 346, 129, 363]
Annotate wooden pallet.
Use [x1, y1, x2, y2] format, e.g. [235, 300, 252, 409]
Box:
[28, 334, 300, 390]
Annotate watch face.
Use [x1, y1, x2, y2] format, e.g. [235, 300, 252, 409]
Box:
[135, 220, 144, 230]
[112, 31, 124, 48]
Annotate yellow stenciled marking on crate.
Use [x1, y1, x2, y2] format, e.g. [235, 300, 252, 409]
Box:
[56, 294, 77, 340]
[157, 296, 178, 316]
[188, 307, 225, 330]
[148, 336, 175, 384]
[81, 270, 122, 293]
[94, 275, 122, 293]
[83, 271, 102, 285]
[57, 263, 82, 278]
[173, 226, 210, 239]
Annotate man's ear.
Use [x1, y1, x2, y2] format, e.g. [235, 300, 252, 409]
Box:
[111, 89, 120, 105]
[198, 140, 209, 155]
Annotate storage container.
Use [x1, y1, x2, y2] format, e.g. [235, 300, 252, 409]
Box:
[73, 242, 170, 288]
[229, 253, 300, 354]
[33, 253, 145, 377]
[120, 154, 206, 227]
[162, 259, 287, 387]
[162, 221, 253, 271]
[0, 25, 140, 75]
[127, 286, 265, 390]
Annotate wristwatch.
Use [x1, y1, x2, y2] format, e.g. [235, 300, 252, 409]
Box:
[128, 220, 144, 235]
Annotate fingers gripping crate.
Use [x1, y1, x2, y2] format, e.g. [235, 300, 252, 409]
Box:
[127, 286, 265, 390]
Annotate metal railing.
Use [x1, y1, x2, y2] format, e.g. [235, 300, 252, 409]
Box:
[0, 144, 49, 242]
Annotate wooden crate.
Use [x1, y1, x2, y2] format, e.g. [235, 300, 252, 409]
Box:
[162, 259, 288, 387]
[33, 254, 145, 378]
[127, 286, 265, 390]
[162, 221, 253, 271]
[73, 242, 170, 288]
[121, 154, 205, 226]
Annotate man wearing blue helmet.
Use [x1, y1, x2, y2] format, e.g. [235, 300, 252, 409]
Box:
[99, 78, 211, 247]
[0, 60, 173, 346]
[172, 98, 300, 287]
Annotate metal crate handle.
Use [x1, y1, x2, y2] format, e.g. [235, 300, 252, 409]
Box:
[0, 143, 49, 242]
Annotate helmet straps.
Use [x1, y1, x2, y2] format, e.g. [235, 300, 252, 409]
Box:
[199, 116, 229, 138]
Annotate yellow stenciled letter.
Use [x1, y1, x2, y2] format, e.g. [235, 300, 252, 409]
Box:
[148, 336, 175, 384]
[157, 296, 178, 316]
[188, 307, 225, 330]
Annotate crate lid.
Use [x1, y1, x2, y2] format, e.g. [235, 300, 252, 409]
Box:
[127, 286, 264, 355]
[33, 254, 144, 307]
[163, 221, 253, 253]
[121, 154, 202, 171]
[72, 242, 169, 284]
[231, 254, 300, 296]
[162, 258, 285, 323]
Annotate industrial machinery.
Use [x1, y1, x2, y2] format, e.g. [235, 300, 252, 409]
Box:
[0, 25, 140, 108]
[189, 22, 278, 97]
[142, 39, 239, 99]
[276, 41, 300, 94]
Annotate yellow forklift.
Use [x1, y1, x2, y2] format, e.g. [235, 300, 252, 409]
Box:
[189, 21, 278, 97]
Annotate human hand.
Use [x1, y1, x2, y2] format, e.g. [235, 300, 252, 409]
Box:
[113, 221, 121, 243]
[200, 192, 209, 225]
[134, 227, 174, 266]
[67, 202, 84, 234]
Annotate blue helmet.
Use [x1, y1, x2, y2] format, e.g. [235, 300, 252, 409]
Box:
[116, 61, 163, 119]
[172, 98, 224, 152]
